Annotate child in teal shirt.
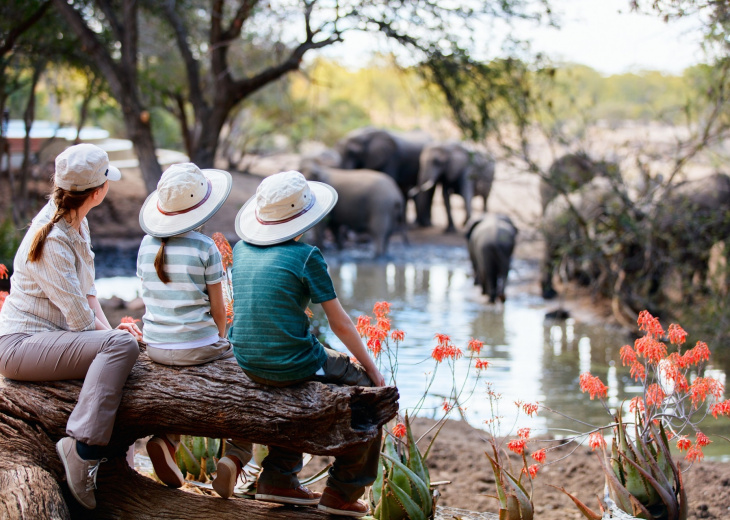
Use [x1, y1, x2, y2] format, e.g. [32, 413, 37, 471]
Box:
[230, 170, 384, 518]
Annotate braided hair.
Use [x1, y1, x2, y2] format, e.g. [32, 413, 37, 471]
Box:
[27, 184, 103, 262]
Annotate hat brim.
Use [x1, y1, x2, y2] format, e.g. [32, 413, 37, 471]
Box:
[235, 181, 337, 245]
[107, 164, 122, 182]
[139, 169, 232, 237]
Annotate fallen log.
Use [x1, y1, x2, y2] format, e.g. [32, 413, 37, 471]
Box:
[0, 352, 399, 519]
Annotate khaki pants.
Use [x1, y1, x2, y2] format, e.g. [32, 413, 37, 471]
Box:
[0, 330, 140, 445]
[147, 338, 252, 467]
[245, 347, 382, 503]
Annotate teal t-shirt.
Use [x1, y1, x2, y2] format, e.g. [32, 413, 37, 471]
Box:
[229, 239, 336, 382]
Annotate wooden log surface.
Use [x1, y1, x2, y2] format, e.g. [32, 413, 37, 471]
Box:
[0, 352, 399, 519]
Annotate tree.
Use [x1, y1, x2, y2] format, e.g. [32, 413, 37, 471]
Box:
[50, 0, 552, 193]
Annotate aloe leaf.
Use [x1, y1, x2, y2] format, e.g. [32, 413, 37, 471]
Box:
[381, 452, 430, 508]
[179, 440, 201, 478]
[502, 467, 534, 520]
[622, 456, 679, 519]
[548, 485, 602, 520]
[300, 462, 332, 486]
[405, 414, 430, 486]
[677, 466, 688, 520]
[388, 478, 428, 520]
[505, 494, 522, 519]
[192, 436, 206, 460]
[596, 450, 653, 518]
[485, 449, 508, 509]
[372, 460, 385, 507]
[208, 438, 220, 459]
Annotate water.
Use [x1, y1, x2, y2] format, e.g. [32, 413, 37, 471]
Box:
[94, 241, 730, 459]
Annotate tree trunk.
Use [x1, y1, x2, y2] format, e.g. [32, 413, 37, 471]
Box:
[0, 353, 399, 519]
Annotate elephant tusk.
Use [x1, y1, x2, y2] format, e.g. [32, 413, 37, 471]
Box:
[409, 179, 436, 197]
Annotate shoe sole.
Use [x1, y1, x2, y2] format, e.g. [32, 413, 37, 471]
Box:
[255, 493, 320, 506]
[317, 504, 369, 517]
[146, 438, 184, 488]
[212, 458, 237, 499]
[55, 439, 95, 510]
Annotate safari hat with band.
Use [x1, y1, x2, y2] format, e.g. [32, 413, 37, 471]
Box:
[139, 162, 232, 237]
[235, 170, 337, 245]
[55, 143, 121, 192]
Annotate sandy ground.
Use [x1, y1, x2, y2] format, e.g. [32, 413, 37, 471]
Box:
[81, 155, 730, 519]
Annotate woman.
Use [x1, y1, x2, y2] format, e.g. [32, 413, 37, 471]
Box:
[0, 143, 142, 510]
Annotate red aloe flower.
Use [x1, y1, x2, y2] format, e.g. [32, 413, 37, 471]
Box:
[588, 431, 606, 451]
[522, 402, 539, 417]
[376, 317, 391, 332]
[468, 338, 484, 354]
[373, 301, 391, 318]
[475, 359, 490, 369]
[689, 377, 724, 408]
[645, 383, 666, 407]
[0, 264, 8, 279]
[695, 431, 711, 447]
[524, 464, 539, 478]
[434, 332, 451, 346]
[517, 427, 531, 439]
[637, 310, 664, 338]
[667, 323, 687, 345]
[120, 316, 140, 324]
[507, 438, 526, 454]
[390, 329, 405, 342]
[356, 315, 371, 336]
[676, 436, 691, 451]
[710, 400, 730, 418]
[685, 445, 704, 462]
[212, 232, 233, 270]
[531, 449, 546, 464]
[392, 423, 407, 438]
[579, 373, 608, 400]
[619, 345, 637, 366]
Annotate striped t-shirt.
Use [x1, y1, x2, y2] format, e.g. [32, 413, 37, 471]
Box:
[136, 231, 225, 346]
[229, 239, 336, 382]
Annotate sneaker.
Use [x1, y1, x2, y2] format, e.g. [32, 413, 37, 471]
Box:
[55, 437, 106, 510]
[212, 456, 241, 499]
[146, 435, 184, 488]
[317, 487, 370, 517]
[255, 483, 322, 505]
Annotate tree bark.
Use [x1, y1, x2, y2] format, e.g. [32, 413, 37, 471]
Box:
[0, 353, 399, 519]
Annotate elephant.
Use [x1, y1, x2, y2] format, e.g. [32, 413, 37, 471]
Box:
[299, 158, 406, 258]
[410, 142, 495, 232]
[540, 176, 625, 299]
[466, 213, 518, 303]
[650, 172, 730, 297]
[336, 127, 430, 218]
[541, 153, 618, 213]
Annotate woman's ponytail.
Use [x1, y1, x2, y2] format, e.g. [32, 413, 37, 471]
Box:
[154, 237, 171, 284]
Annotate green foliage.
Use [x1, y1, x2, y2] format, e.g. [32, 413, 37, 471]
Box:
[370, 415, 436, 520]
[0, 214, 21, 272]
[175, 436, 220, 482]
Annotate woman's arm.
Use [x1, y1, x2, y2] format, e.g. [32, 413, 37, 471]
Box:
[321, 298, 385, 387]
[207, 282, 228, 338]
[87, 295, 112, 330]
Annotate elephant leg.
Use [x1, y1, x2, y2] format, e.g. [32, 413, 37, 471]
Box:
[443, 185, 456, 233]
[485, 250, 499, 303]
[459, 175, 474, 226]
[541, 246, 559, 300]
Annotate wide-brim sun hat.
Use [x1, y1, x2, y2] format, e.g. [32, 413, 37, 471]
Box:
[139, 162, 232, 237]
[236, 170, 337, 245]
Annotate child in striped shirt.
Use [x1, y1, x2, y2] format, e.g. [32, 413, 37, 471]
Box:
[136, 162, 251, 499]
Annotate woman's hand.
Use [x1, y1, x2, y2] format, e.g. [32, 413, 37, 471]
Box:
[117, 321, 143, 342]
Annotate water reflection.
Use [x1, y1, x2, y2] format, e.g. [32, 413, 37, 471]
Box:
[94, 243, 730, 458]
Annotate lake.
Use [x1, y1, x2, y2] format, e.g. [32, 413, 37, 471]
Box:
[94, 241, 730, 460]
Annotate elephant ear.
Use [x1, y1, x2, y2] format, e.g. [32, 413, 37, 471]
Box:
[365, 131, 397, 171]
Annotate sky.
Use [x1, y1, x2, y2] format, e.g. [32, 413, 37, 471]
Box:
[319, 0, 706, 76]
[525, 0, 705, 75]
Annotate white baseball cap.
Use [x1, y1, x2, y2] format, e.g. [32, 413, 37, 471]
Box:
[55, 143, 121, 191]
[139, 162, 232, 237]
[235, 170, 337, 245]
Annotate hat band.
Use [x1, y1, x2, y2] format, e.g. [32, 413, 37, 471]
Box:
[256, 193, 317, 225]
[157, 179, 212, 216]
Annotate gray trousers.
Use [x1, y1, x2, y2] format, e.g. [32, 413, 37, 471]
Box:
[0, 330, 139, 445]
[245, 347, 381, 502]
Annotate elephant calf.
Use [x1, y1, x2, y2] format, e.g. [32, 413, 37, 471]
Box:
[466, 213, 518, 303]
[300, 159, 406, 258]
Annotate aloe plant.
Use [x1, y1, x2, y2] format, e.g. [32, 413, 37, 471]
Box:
[370, 415, 439, 520]
[483, 441, 534, 520]
[174, 436, 220, 482]
[557, 410, 687, 520]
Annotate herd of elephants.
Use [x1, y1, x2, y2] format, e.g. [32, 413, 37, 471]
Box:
[297, 126, 730, 307]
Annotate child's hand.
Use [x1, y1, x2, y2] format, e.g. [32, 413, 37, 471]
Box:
[117, 321, 143, 341]
[367, 366, 386, 387]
